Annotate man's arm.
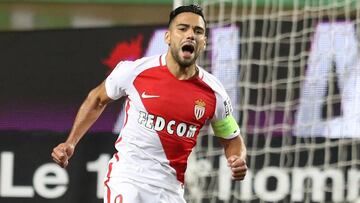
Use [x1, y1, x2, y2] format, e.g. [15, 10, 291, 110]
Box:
[218, 135, 247, 180]
[51, 81, 113, 168]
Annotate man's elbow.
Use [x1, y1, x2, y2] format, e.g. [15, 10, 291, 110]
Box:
[86, 86, 111, 108]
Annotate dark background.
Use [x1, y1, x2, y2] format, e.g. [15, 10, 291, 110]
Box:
[0, 26, 159, 132]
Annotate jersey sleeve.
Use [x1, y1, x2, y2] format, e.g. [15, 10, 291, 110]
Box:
[210, 92, 240, 139]
[105, 61, 134, 100]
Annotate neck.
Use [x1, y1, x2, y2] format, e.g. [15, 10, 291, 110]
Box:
[165, 51, 198, 80]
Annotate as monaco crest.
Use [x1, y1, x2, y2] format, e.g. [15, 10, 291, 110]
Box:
[194, 99, 206, 120]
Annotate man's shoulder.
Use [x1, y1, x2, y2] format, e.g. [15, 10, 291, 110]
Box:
[198, 67, 228, 97]
[199, 67, 223, 88]
[108, 55, 163, 82]
[135, 54, 161, 64]
[120, 54, 162, 70]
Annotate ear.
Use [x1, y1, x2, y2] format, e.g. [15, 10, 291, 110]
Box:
[203, 36, 207, 50]
[165, 30, 170, 45]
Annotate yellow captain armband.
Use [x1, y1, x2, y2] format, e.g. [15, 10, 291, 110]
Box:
[211, 115, 239, 138]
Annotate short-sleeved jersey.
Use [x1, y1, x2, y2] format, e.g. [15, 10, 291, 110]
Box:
[105, 54, 240, 192]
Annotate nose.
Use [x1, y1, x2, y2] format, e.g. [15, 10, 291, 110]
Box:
[186, 29, 195, 40]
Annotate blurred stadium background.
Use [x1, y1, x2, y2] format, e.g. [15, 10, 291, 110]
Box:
[0, 0, 359, 203]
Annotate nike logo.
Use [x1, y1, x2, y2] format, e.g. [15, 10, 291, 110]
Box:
[141, 92, 160, 99]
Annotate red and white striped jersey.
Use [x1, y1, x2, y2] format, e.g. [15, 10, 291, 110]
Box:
[104, 53, 240, 192]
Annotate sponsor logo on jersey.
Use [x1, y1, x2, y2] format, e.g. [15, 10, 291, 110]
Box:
[194, 99, 206, 120]
[141, 91, 160, 99]
[138, 111, 197, 138]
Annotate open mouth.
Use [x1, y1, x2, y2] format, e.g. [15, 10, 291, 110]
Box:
[181, 44, 195, 55]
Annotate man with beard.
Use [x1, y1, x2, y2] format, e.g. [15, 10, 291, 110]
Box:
[51, 4, 247, 203]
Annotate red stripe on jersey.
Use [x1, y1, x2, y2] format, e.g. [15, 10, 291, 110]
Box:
[114, 194, 123, 203]
[104, 162, 113, 203]
[133, 65, 216, 183]
[115, 137, 123, 145]
[114, 152, 120, 161]
[123, 99, 131, 128]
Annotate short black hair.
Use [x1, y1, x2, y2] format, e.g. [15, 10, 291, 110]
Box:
[168, 4, 206, 27]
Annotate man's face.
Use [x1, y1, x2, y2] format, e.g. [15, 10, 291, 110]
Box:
[166, 12, 207, 67]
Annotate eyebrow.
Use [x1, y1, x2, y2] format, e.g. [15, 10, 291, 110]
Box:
[176, 23, 205, 32]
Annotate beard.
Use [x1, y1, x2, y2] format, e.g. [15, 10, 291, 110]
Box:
[170, 47, 199, 68]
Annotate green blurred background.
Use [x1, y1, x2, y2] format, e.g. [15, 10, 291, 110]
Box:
[0, 0, 357, 31]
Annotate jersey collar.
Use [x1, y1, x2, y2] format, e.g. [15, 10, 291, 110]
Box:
[160, 53, 204, 80]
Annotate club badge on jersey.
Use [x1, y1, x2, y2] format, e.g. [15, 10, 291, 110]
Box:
[194, 99, 206, 120]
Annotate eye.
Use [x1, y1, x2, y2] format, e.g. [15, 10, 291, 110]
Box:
[195, 29, 204, 35]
